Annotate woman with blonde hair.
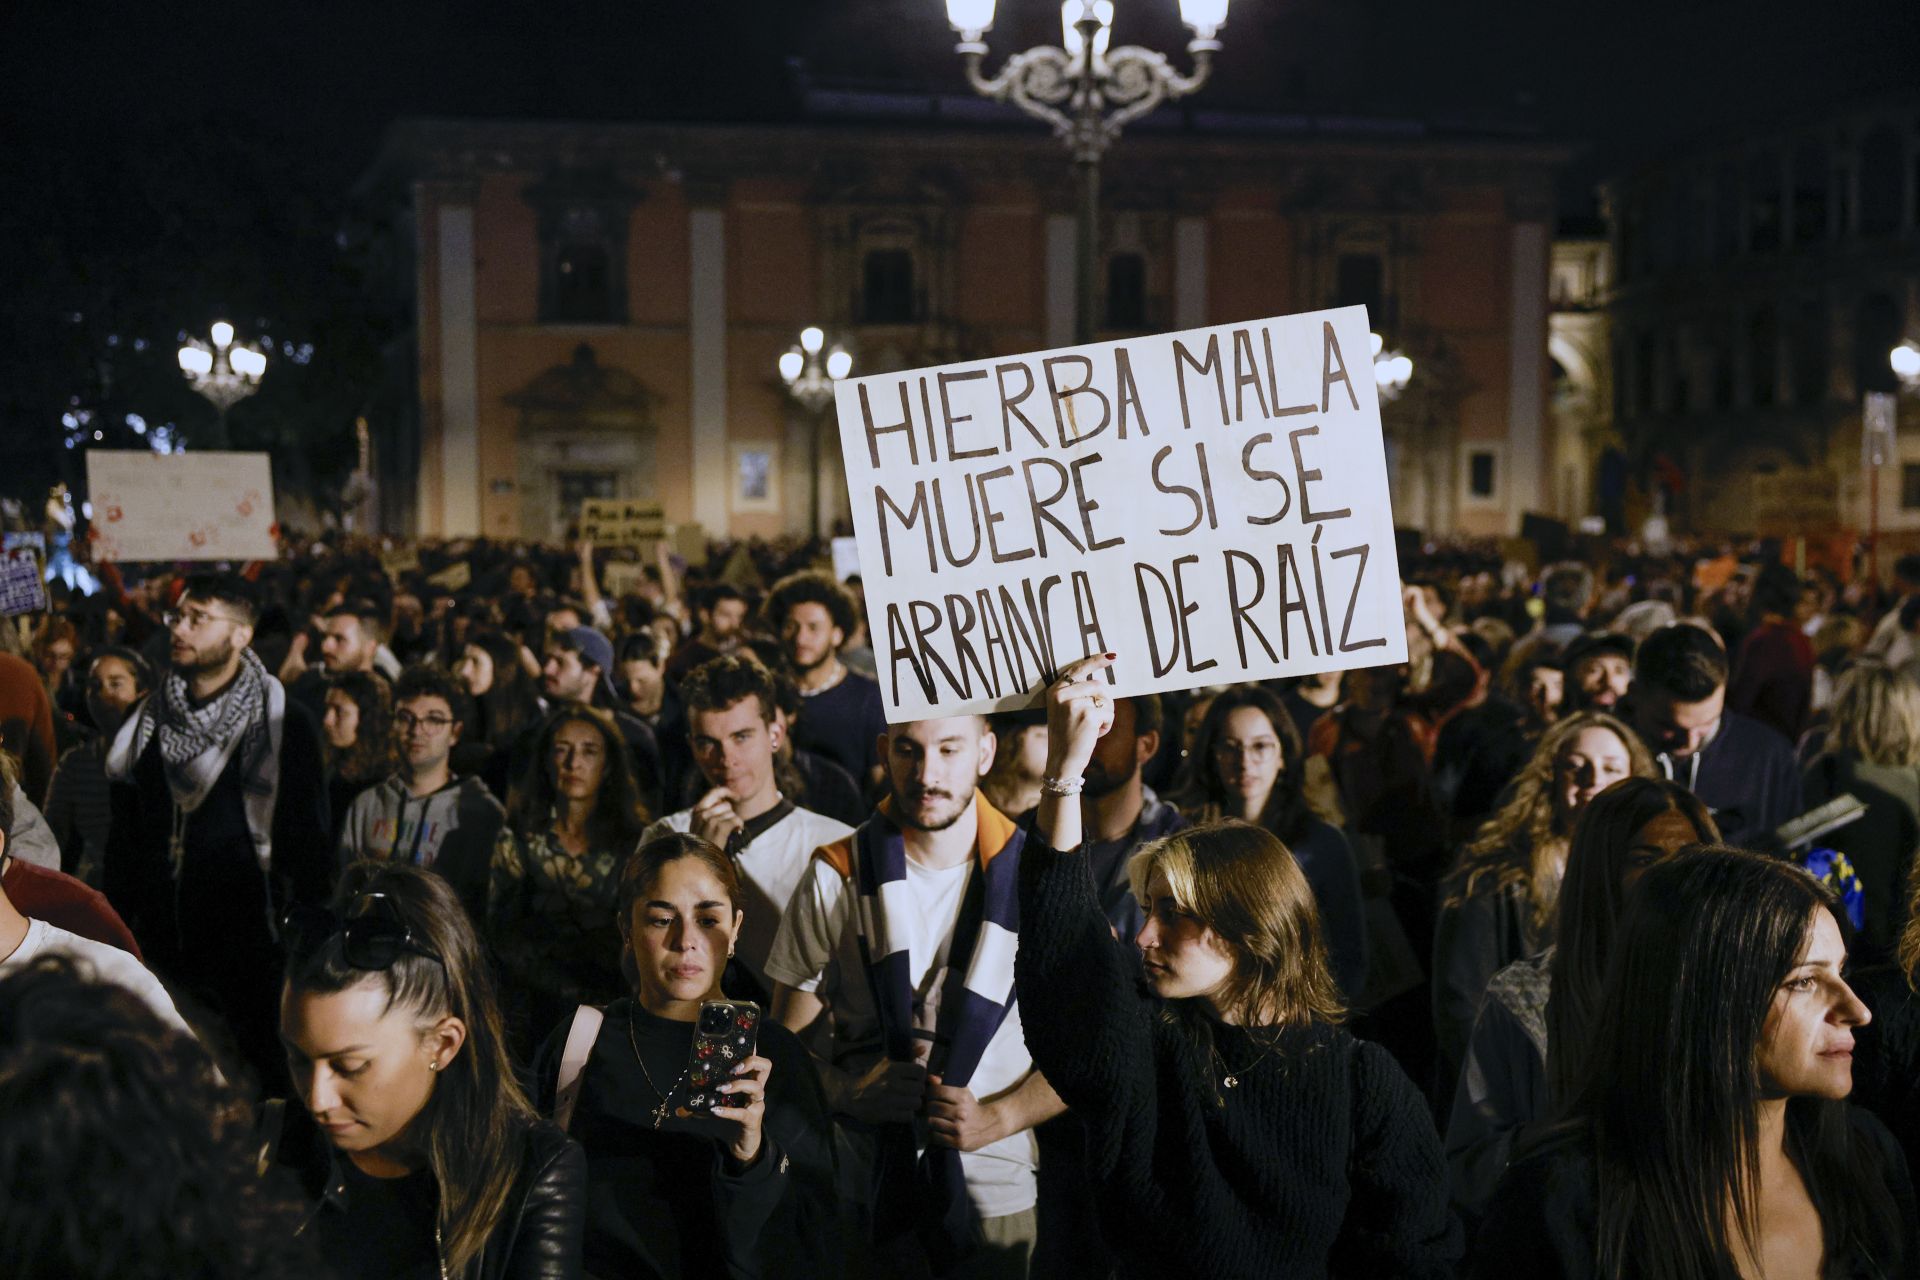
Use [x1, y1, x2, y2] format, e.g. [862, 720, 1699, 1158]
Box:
[1017, 657, 1458, 1277]
[277, 861, 585, 1278]
[1433, 711, 1655, 1070]
[1806, 660, 1920, 961]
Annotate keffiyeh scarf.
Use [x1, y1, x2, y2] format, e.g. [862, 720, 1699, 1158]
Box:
[106, 646, 285, 872]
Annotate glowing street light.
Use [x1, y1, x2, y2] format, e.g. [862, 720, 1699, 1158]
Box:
[778, 326, 855, 536]
[943, 0, 1228, 343]
[1893, 341, 1920, 387]
[177, 320, 268, 439]
[1371, 331, 1414, 401]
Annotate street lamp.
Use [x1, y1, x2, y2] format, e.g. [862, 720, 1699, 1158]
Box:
[944, 0, 1228, 344]
[779, 326, 854, 537]
[1894, 341, 1920, 388]
[1371, 331, 1414, 402]
[177, 319, 267, 442]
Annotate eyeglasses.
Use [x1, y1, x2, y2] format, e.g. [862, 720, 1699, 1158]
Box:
[164, 608, 242, 632]
[282, 892, 443, 971]
[394, 711, 455, 733]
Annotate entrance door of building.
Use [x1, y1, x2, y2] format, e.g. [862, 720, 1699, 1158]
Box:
[553, 470, 619, 542]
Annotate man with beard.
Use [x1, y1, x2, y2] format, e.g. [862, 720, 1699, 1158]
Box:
[283, 598, 390, 719]
[1076, 695, 1186, 943]
[1560, 631, 1636, 714]
[769, 715, 1063, 1278]
[766, 570, 886, 788]
[665, 583, 750, 686]
[641, 654, 853, 1002]
[44, 647, 151, 885]
[102, 572, 330, 1090]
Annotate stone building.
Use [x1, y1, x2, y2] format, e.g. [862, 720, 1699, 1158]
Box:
[1601, 94, 1920, 546]
[358, 95, 1566, 542]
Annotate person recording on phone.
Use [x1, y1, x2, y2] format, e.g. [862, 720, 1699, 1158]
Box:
[1016, 654, 1460, 1278]
[531, 833, 837, 1280]
[767, 714, 1063, 1279]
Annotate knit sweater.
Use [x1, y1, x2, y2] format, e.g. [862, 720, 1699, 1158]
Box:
[1016, 837, 1461, 1279]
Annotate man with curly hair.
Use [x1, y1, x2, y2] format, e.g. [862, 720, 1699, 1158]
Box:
[766, 569, 887, 788]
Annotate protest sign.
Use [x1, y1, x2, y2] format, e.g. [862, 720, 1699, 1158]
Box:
[833, 304, 1407, 721]
[426, 562, 472, 592]
[0, 549, 46, 616]
[86, 451, 278, 562]
[579, 500, 665, 549]
[831, 536, 862, 583]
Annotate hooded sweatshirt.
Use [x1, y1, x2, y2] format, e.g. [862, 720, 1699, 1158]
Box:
[336, 774, 505, 921]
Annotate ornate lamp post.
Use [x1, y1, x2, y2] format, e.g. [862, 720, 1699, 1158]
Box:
[779, 326, 854, 537]
[1371, 331, 1414, 403]
[177, 320, 267, 443]
[943, 0, 1229, 343]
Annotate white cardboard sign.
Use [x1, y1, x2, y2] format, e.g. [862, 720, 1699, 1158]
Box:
[833, 304, 1407, 721]
[87, 451, 279, 563]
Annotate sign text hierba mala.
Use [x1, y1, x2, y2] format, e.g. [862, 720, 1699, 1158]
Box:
[833, 304, 1409, 721]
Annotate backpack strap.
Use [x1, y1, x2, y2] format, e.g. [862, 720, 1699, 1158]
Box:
[554, 1004, 605, 1132]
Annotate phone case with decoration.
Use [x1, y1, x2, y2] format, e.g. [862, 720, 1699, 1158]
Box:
[679, 999, 761, 1118]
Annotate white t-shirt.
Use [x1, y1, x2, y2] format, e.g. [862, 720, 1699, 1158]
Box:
[767, 850, 1039, 1219]
[641, 804, 854, 994]
[2, 917, 192, 1035]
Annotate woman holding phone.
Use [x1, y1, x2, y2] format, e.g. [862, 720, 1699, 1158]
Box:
[532, 832, 838, 1280]
[1016, 655, 1459, 1277]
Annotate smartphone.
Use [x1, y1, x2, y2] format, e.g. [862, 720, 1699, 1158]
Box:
[680, 999, 761, 1118]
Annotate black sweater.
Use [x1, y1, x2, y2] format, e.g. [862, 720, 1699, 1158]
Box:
[1470, 1113, 1915, 1279]
[1016, 838, 1461, 1279]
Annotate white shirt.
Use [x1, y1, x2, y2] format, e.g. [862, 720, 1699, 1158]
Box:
[2, 917, 191, 1035]
[641, 804, 854, 995]
[767, 850, 1039, 1218]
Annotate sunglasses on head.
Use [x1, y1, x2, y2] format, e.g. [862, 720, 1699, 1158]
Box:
[282, 891, 443, 971]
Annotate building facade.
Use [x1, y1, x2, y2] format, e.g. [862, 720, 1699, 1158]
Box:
[361, 101, 1566, 543]
[1601, 95, 1920, 547]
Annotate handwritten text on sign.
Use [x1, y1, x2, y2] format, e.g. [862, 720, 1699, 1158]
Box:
[579, 500, 665, 549]
[86, 451, 279, 563]
[833, 305, 1407, 721]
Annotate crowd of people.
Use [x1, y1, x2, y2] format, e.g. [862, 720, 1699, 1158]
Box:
[5, 525, 1920, 1278]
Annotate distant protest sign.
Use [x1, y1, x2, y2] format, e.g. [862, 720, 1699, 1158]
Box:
[579, 500, 664, 549]
[87, 451, 278, 563]
[0, 549, 46, 616]
[833, 304, 1407, 721]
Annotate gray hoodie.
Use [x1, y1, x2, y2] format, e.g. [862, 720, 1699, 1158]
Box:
[336, 774, 504, 921]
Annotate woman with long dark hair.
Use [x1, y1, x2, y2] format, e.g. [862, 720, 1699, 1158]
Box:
[1433, 711, 1655, 1069]
[322, 671, 395, 837]
[455, 629, 545, 801]
[277, 861, 585, 1278]
[1472, 848, 1912, 1278]
[1018, 656, 1460, 1277]
[1175, 684, 1370, 1001]
[532, 833, 838, 1279]
[490, 704, 651, 1051]
[1445, 778, 1717, 1215]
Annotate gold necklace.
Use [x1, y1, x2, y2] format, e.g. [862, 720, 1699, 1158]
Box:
[1216, 1028, 1282, 1089]
[626, 1008, 690, 1129]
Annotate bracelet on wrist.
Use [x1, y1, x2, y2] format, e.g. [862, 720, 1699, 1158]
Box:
[1041, 774, 1085, 797]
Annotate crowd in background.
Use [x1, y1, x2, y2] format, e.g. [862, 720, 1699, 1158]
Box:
[5, 524, 1920, 1277]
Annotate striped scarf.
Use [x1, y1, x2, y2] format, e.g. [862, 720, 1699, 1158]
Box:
[842, 792, 1023, 1265]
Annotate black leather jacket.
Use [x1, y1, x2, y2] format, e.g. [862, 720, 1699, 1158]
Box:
[273, 1103, 586, 1279]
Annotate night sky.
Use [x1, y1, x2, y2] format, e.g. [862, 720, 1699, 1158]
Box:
[0, 0, 1913, 494]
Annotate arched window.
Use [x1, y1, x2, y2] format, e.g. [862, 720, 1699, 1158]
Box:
[1749, 306, 1778, 407]
[1860, 126, 1904, 236]
[1790, 301, 1828, 406]
[1106, 252, 1147, 330]
[861, 249, 918, 325]
[1748, 150, 1782, 252]
[1791, 139, 1827, 245]
[1856, 293, 1904, 395]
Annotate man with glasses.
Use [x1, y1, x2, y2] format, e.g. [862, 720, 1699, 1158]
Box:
[103, 572, 331, 1088]
[335, 666, 504, 923]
